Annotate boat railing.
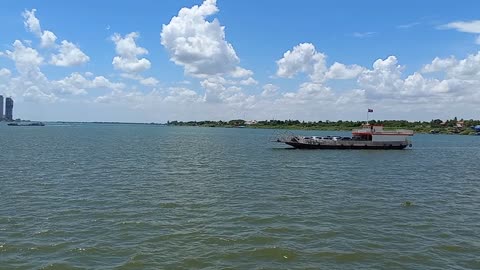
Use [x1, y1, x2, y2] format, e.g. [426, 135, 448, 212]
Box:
[352, 128, 414, 135]
[375, 129, 414, 135]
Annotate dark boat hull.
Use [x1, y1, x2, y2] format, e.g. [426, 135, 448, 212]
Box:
[285, 142, 408, 150]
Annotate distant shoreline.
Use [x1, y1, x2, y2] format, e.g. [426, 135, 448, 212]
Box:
[167, 119, 480, 136]
[3, 119, 479, 135]
[167, 124, 477, 135]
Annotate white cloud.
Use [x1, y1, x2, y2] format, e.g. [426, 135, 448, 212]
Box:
[95, 89, 150, 106]
[40, 30, 57, 48]
[21, 8, 89, 70]
[352, 32, 376, 38]
[441, 20, 480, 44]
[92, 76, 125, 90]
[231, 67, 253, 78]
[276, 43, 326, 79]
[326, 62, 364, 79]
[52, 73, 125, 96]
[164, 87, 202, 103]
[238, 77, 258, 86]
[50, 40, 89, 66]
[261, 83, 279, 97]
[422, 56, 458, 73]
[120, 73, 159, 87]
[200, 76, 254, 106]
[277, 43, 365, 83]
[397, 22, 420, 29]
[22, 9, 42, 36]
[282, 82, 334, 103]
[22, 9, 57, 48]
[3, 40, 44, 74]
[0, 68, 12, 78]
[161, 0, 245, 77]
[441, 20, 480, 34]
[422, 52, 480, 79]
[52, 72, 90, 95]
[358, 56, 404, 97]
[139, 77, 159, 87]
[23, 85, 58, 103]
[111, 32, 151, 73]
[335, 89, 366, 105]
[448, 51, 480, 79]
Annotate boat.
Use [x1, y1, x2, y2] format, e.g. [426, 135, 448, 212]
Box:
[277, 124, 413, 150]
[7, 122, 45, 126]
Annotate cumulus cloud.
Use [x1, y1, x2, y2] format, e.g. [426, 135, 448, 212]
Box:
[52, 72, 90, 95]
[23, 86, 58, 103]
[326, 62, 364, 79]
[22, 9, 42, 36]
[276, 43, 364, 82]
[3, 40, 44, 74]
[1, 41, 54, 102]
[22, 8, 87, 66]
[282, 82, 334, 103]
[335, 89, 366, 105]
[95, 89, 151, 106]
[139, 77, 159, 87]
[22, 9, 57, 48]
[50, 40, 90, 66]
[120, 73, 159, 87]
[231, 67, 253, 78]
[276, 43, 326, 80]
[41, 30, 57, 48]
[200, 76, 253, 106]
[355, 54, 480, 106]
[164, 87, 202, 103]
[358, 56, 405, 97]
[92, 76, 125, 90]
[0, 68, 12, 78]
[261, 83, 279, 98]
[52, 72, 125, 95]
[422, 56, 458, 73]
[111, 32, 151, 73]
[238, 77, 258, 86]
[161, 0, 248, 78]
[422, 52, 480, 80]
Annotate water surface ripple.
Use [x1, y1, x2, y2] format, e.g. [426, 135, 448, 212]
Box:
[1, 125, 479, 269]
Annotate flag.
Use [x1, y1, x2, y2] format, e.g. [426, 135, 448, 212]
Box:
[368, 109, 373, 113]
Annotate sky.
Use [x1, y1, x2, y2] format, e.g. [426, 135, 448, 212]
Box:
[1, 0, 480, 122]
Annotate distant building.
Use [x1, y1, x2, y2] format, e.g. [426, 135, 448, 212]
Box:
[5, 97, 13, 121]
[0, 95, 3, 120]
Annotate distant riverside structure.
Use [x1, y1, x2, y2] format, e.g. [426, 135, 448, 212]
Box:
[0, 95, 3, 120]
[5, 97, 14, 121]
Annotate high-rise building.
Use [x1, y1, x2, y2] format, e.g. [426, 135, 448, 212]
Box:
[0, 95, 3, 120]
[5, 97, 13, 121]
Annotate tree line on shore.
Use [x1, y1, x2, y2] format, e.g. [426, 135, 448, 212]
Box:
[167, 117, 480, 135]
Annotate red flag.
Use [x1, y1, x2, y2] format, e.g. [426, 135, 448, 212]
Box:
[368, 109, 373, 112]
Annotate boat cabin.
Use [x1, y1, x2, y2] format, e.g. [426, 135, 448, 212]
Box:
[352, 124, 413, 142]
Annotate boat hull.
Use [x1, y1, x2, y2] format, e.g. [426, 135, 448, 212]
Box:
[284, 141, 408, 150]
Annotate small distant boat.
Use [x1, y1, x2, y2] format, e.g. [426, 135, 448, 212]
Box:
[7, 122, 45, 127]
[277, 124, 414, 150]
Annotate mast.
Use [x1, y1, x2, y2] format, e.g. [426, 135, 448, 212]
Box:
[367, 108, 373, 125]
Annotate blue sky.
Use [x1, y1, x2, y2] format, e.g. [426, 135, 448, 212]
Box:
[1, 0, 480, 122]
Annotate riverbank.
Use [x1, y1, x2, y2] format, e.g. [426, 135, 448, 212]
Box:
[167, 119, 480, 135]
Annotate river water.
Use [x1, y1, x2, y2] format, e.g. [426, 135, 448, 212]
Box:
[1, 124, 479, 269]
